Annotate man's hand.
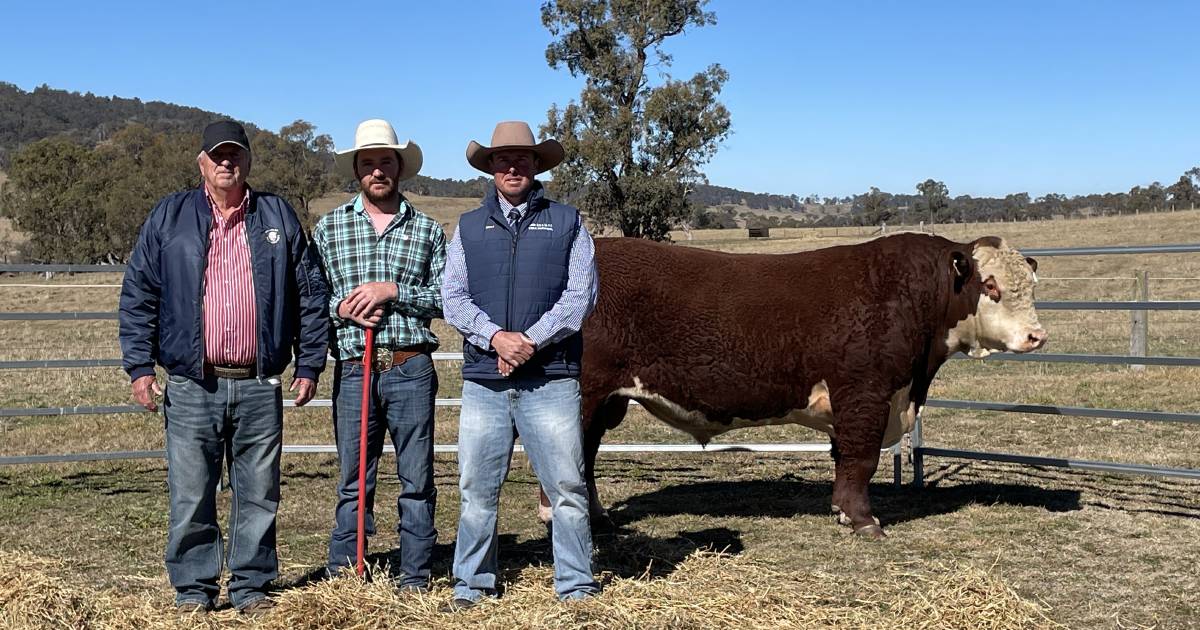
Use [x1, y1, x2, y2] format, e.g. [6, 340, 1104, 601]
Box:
[491, 331, 535, 367]
[498, 356, 518, 377]
[290, 377, 317, 406]
[342, 282, 398, 320]
[338, 301, 386, 329]
[131, 374, 163, 412]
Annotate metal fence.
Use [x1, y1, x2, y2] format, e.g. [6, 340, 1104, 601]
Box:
[2, 244, 1199, 488]
[914, 243, 1200, 484]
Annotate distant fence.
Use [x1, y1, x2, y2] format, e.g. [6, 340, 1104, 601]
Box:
[2, 245, 1200, 487]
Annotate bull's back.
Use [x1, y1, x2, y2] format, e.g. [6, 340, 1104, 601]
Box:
[582, 235, 948, 422]
[587, 235, 939, 346]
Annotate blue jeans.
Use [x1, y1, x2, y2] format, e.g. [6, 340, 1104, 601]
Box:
[162, 373, 282, 609]
[453, 376, 599, 602]
[327, 354, 438, 587]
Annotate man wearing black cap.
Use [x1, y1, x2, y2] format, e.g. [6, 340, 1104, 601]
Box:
[119, 120, 330, 616]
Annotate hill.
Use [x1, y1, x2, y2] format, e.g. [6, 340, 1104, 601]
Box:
[0, 82, 234, 166]
[0, 83, 805, 211]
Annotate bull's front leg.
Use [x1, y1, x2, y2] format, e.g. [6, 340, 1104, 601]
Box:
[830, 396, 889, 539]
[536, 398, 617, 528]
[538, 486, 554, 524]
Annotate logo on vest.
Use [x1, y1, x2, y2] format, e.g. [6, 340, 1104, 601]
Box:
[528, 222, 554, 231]
[264, 228, 281, 244]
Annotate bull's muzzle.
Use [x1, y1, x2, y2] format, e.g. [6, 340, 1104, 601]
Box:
[1018, 327, 1048, 352]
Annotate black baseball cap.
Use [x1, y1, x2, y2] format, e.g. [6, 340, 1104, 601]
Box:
[201, 120, 250, 155]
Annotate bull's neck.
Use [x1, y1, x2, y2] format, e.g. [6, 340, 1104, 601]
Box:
[945, 312, 992, 359]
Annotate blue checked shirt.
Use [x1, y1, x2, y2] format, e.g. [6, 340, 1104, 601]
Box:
[312, 194, 447, 359]
[442, 189, 598, 350]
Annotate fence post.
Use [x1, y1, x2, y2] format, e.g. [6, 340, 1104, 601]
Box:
[891, 442, 902, 488]
[1130, 270, 1149, 371]
[911, 413, 925, 488]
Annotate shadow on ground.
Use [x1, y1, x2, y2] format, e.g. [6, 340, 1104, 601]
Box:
[602, 470, 1084, 529]
[284, 525, 745, 593]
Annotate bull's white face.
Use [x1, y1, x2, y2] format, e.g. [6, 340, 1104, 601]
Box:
[949, 240, 1048, 357]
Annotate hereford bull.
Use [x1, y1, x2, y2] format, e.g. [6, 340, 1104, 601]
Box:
[537, 232, 1045, 538]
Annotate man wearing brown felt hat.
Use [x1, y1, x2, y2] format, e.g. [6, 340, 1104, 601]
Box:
[441, 120, 600, 609]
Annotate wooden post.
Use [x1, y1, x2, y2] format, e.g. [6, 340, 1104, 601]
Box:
[1130, 270, 1149, 371]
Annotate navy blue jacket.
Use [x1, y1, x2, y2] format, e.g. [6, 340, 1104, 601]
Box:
[458, 184, 582, 380]
[119, 188, 330, 382]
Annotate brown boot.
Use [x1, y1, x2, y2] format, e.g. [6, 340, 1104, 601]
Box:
[238, 598, 276, 616]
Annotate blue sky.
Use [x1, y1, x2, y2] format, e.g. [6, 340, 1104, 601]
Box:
[2, 1, 1197, 199]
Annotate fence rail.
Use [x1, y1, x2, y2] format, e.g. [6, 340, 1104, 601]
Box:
[2, 248, 1199, 489]
[6, 352, 1200, 373]
[911, 241, 1200, 487]
[0, 442, 842, 467]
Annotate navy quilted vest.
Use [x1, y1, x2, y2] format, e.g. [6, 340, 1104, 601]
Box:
[458, 183, 583, 381]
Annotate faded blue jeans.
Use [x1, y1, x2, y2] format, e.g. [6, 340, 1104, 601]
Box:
[452, 376, 600, 602]
[162, 373, 282, 609]
[327, 354, 438, 587]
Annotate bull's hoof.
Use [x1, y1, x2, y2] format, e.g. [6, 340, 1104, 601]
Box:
[590, 511, 616, 533]
[853, 524, 886, 539]
[835, 510, 852, 527]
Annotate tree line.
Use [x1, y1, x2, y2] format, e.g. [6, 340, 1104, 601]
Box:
[3, 1, 1197, 260]
[0, 82, 226, 169]
[1, 121, 338, 262]
[848, 172, 1200, 228]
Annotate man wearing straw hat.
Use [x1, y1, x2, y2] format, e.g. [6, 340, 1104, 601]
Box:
[119, 120, 330, 616]
[312, 119, 446, 591]
[441, 120, 600, 609]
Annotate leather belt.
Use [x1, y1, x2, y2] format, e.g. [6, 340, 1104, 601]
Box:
[348, 346, 427, 372]
[205, 363, 256, 379]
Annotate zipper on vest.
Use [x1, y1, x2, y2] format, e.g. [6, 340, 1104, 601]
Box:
[506, 223, 517, 334]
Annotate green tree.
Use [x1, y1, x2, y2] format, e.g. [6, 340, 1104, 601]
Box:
[252, 120, 339, 228]
[1186, 166, 1200, 189]
[95, 124, 198, 260]
[1167, 175, 1197, 210]
[859, 186, 893, 226]
[1034, 193, 1068, 218]
[541, 0, 731, 240]
[1003, 192, 1031, 220]
[915, 179, 949, 224]
[0, 127, 198, 262]
[0, 137, 109, 262]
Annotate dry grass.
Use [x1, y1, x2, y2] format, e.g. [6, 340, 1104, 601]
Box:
[1, 208, 1199, 628]
[0, 548, 1059, 630]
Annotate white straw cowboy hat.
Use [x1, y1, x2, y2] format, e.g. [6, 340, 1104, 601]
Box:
[335, 119, 423, 181]
[466, 121, 564, 175]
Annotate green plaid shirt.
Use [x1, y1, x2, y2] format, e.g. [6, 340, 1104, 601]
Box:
[312, 194, 447, 359]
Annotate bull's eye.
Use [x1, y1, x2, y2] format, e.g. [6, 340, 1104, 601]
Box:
[983, 277, 1002, 303]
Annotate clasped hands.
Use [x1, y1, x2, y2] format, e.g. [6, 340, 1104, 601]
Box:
[491, 331, 536, 377]
[337, 282, 397, 329]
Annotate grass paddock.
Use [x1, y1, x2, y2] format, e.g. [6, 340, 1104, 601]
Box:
[2, 209, 1199, 628]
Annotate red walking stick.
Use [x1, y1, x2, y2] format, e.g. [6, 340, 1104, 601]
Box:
[356, 326, 374, 577]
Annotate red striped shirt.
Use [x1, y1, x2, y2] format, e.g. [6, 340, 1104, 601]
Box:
[203, 187, 257, 366]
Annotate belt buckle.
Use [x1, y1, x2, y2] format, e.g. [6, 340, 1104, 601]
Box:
[371, 346, 393, 372]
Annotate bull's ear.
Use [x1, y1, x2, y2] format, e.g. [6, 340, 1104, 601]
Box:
[951, 251, 972, 293]
[1025, 257, 1038, 273]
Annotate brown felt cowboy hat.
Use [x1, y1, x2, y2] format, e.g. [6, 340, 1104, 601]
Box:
[335, 119, 423, 181]
[466, 121, 564, 175]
